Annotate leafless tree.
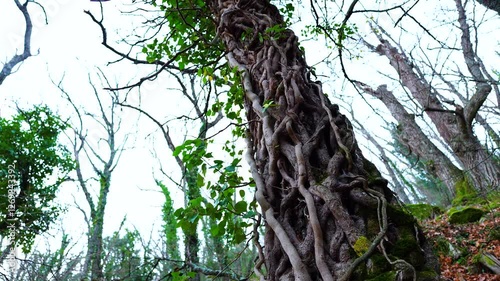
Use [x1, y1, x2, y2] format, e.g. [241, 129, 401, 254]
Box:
[358, 0, 499, 196]
[55, 71, 129, 280]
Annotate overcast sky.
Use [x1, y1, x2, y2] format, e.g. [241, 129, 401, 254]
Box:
[0, 0, 181, 254]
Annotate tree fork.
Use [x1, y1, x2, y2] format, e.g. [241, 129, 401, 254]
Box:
[207, 0, 439, 279]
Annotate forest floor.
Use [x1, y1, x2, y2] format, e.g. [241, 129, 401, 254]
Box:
[419, 206, 500, 281]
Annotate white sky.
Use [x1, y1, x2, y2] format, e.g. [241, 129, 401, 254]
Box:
[0, 0, 180, 254]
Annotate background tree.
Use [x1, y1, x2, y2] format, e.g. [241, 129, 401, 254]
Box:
[7, 230, 82, 281]
[0, 106, 74, 254]
[354, 0, 499, 196]
[356, 83, 463, 203]
[86, 4, 258, 277]
[102, 227, 151, 280]
[55, 73, 129, 281]
[118, 69, 252, 279]
[387, 124, 452, 206]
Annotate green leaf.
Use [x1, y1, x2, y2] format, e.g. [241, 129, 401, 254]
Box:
[234, 201, 247, 214]
[172, 144, 184, 157]
[197, 174, 204, 187]
[225, 165, 236, 172]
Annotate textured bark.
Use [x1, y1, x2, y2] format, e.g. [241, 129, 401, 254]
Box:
[184, 171, 201, 281]
[81, 174, 112, 281]
[207, 0, 439, 280]
[371, 27, 499, 194]
[358, 83, 463, 202]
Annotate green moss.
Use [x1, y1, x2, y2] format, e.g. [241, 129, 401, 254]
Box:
[432, 236, 462, 259]
[391, 235, 425, 267]
[452, 178, 486, 206]
[406, 204, 443, 221]
[366, 271, 397, 281]
[448, 207, 485, 224]
[367, 253, 391, 277]
[353, 236, 371, 257]
[386, 204, 417, 226]
[488, 225, 500, 241]
[417, 270, 439, 281]
[392, 237, 418, 257]
[486, 191, 500, 209]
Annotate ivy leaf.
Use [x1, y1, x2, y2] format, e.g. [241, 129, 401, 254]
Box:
[234, 201, 247, 214]
[225, 165, 236, 172]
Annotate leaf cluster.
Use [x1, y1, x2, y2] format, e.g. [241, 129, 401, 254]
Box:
[144, 0, 223, 71]
[0, 106, 75, 252]
[172, 137, 255, 245]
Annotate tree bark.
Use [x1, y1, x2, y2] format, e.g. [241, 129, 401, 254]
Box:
[0, 0, 33, 86]
[207, 0, 439, 280]
[358, 83, 464, 202]
[371, 35, 499, 195]
[184, 170, 201, 281]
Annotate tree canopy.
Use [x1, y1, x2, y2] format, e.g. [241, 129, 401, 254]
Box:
[0, 105, 74, 252]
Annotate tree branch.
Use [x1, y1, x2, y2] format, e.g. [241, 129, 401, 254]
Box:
[0, 0, 34, 85]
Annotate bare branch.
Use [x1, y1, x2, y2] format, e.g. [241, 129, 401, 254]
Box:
[455, 0, 493, 125]
[0, 0, 35, 85]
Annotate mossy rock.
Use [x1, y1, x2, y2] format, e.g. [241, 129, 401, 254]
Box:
[367, 253, 391, 277]
[406, 204, 443, 221]
[386, 204, 417, 226]
[392, 237, 425, 267]
[448, 207, 485, 224]
[452, 178, 487, 207]
[433, 236, 462, 259]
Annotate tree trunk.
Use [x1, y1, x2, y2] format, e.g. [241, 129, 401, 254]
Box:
[358, 83, 464, 202]
[88, 217, 104, 281]
[83, 175, 110, 281]
[372, 37, 499, 195]
[207, 0, 439, 280]
[185, 170, 201, 281]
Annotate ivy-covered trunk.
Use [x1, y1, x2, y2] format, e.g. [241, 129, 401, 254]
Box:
[207, 0, 439, 280]
[82, 175, 111, 281]
[184, 170, 201, 281]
